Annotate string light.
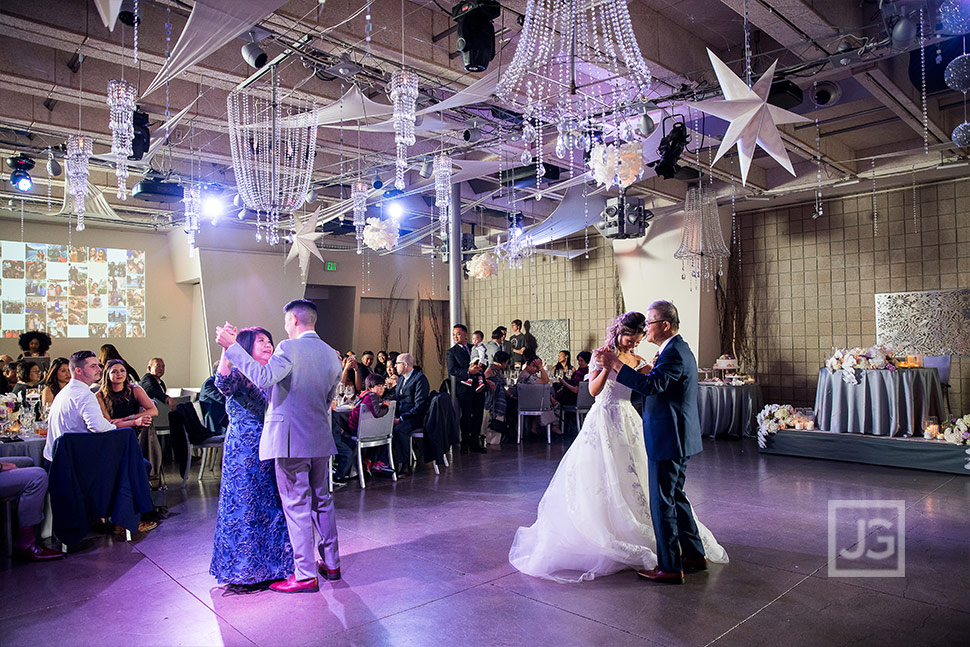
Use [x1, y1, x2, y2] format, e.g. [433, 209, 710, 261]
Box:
[920, 7, 929, 155]
[813, 80, 823, 220]
[871, 157, 878, 236]
[911, 170, 919, 234]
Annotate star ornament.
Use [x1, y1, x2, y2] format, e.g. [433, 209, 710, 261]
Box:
[285, 212, 325, 280]
[691, 48, 810, 186]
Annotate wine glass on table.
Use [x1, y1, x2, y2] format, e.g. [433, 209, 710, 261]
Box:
[25, 388, 41, 425]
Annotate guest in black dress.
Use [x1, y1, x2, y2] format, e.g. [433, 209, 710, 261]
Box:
[97, 360, 161, 481]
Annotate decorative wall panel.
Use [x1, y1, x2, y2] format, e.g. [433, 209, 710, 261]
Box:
[528, 318, 570, 366]
[875, 289, 970, 356]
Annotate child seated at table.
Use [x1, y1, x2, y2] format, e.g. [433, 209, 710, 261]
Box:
[460, 359, 487, 393]
[332, 373, 390, 484]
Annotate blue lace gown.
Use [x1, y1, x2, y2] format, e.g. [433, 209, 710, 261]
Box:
[210, 368, 293, 584]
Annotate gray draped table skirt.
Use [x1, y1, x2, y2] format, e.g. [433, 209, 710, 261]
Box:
[813, 368, 945, 436]
[697, 383, 763, 438]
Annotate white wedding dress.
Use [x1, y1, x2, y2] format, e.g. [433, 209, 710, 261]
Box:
[509, 359, 729, 583]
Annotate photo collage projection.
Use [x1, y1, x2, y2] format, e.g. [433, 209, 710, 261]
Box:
[1, 241, 145, 339]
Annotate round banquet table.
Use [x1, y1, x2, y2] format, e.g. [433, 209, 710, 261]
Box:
[697, 383, 763, 439]
[812, 367, 945, 436]
[0, 433, 46, 465]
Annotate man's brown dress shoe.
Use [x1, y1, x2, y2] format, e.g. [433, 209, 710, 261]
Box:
[682, 557, 708, 572]
[637, 568, 685, 584]
[270, 574, 319, 593]
[12, 542, 64, 561]
[317, 562, 341, 581]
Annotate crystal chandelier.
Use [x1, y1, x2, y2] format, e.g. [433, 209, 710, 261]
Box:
[107, 79, 137, 199]
[674, 186, 730, 291]
[497, 0, 653, 173]
[352, 181, 368, 254]
[388, 68, 419, 190]
[65, 135, 93, 231]
[433, 153, 452, 239]
[494, 223, 535, 270]
[182, 184, 201, 254]
[226, 66, 317, 245]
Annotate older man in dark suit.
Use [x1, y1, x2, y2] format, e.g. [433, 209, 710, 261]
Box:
[389, 352, 429, 476]
[596, 300, 706, 585]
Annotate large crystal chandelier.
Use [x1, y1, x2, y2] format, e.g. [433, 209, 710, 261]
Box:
[674, 186, 730, 291]
[226, 67, 317, 245]
[497, 0, 653, 169]
[182, 184, 201, 253]
[352, 181, 368, 254]
[494, 222, 535, 270]
[433, 153, 452, 239]
[388, 68, 419, 190]
[107, 79, 137, 199]
[65, 135, 93, 231]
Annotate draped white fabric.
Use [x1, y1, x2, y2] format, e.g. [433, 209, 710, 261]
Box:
[56, 177, 120, 219]
[414, 67, 501, 117]
[305, 85, 393, 126]
[141, 0, 288, 99]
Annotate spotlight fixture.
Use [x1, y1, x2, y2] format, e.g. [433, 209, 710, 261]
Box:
[305, 189, 318, 203]
[463, 124, 482, 143]
[130, 109, 150, 160]
[6, 154, 35, 192]
[372, 173, 384, 190]
[67, 51, 82, 74]
[647, 116, 690, 181]
[241, 32, 267, 69]
[383, 187, 404, 199]
[201, 185, 226, 224]
[832, 177, 861, 187]
[43, 97, 57, 112]
[419, 158, 433, 178]
[452, 0, 501, 72]
[638, 112, 656, 137]
[47, 157, 62, 177]
[811, 81, 842, 107]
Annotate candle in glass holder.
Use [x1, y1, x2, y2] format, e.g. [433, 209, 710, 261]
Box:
[805, 420, 815, 430]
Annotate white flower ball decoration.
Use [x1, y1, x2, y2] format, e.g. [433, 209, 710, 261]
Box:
[467, 252, 498, 279]
[588, 141, 644, 189]
[362, 217, 399, 251]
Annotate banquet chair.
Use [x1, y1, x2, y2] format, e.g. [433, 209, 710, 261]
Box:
[923, 355, 952, 416]
[408, 430, 448, 475]
[356, 401, 397, 489]
[1, 497, 13, 557]
[517, 383, 554, 444]
[560, 382, 594, 431]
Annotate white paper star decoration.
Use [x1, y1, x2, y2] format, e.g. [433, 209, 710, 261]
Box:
[691, 49, 809, 186]
[285, 213, 325, 280]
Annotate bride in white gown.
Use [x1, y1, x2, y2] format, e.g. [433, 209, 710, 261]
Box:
[509, 312, 728, 583]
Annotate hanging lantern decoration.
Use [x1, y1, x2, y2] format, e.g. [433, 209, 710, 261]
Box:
[65, 135, 93, 231]
[467, 252, 499, 279]
[182, 184, 202, 254]
[588, 141, 645, 189]
[433, 153, 452, 239]
[352, 181, 369, 254]
[388, 68, 419, 190]
[363, 216, 399, 251]
[674, 186, 730, 292]
[107, 79, 137, 199]
[494, 223, 535, 270]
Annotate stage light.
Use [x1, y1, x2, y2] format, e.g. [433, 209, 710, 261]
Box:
[47, 157, 62, 177]
[306, 189, 318, 203]
[463, 125, 481, 142]
[130, 110, 150, 160]
[6, 154, 35, 193]
[372, 173, 384, 190]
[387, 201, 404, 220]
[419, 158, 433, 178]
[648, 118, 690, 180]
[242, 32, 267, 69]
[452, 0, 501, 72]
[638, 112, 656, 137]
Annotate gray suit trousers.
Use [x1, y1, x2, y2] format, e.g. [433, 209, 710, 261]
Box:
[275, 457, 339, 581]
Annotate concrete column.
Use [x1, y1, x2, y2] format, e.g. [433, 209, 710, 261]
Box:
[449, 182, 462, 329]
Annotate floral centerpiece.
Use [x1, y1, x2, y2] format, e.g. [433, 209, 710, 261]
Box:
[757, 403, 795, 448]
[825, 345, 898, 385]
[0, 393, 19, 418]
[941, 414, 970, 445]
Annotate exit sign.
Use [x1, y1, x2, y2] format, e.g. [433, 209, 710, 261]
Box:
[325, 261, 337, 271]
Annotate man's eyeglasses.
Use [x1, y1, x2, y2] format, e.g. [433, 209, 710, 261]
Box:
[645, 320, 667, 327]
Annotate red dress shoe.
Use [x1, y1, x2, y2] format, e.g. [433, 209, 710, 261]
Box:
[269, 575, 319, 593]
[637, 568, 685, 584]
[13, 542, 64, 562]
[317, 562, 341, 581]
[682, 557, 708, 572]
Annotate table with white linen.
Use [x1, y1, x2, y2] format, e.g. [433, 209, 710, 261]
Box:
[813, 367, 945, 436]
[697, 383, 763, 438]
[0, 433, 47, 465]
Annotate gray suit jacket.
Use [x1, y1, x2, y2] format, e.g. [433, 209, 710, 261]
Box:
[225, 331, 341, 460]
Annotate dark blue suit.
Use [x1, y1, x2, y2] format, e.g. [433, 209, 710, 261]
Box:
[615, 334, 705, 573]
[390, 369, 430, 467]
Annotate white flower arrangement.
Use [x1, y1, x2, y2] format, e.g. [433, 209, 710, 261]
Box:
[941, 414, 970, 445]
[588, 141, 644, 189]
[362, 217, 399, 251]
[466, 252, 498, 279]
[757, 403, 796, 448]
[825, 345, 898, 385]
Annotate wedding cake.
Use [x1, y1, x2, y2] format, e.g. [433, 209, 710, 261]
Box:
[714, 354, 738, 370]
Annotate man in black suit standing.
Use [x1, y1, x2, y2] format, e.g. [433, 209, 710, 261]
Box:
[389, 352, 429, 476]
[447, 324, 486, 454]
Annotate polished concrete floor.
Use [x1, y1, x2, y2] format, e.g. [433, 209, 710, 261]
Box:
[2, 436, 969, 646]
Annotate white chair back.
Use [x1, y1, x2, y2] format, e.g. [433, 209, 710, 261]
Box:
[923, 355, 951, 384]
[358, 400, 396, 442]
[518, 383, 552, 412]
[577, 381, 595, 409]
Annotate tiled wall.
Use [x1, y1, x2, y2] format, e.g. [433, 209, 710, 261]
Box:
[462, 243, 624, 363]
[737, 178, 970, 414]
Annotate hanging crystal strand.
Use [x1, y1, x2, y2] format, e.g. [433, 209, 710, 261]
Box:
[20, 199, 24, 241]
[107, 79, 137, 199]
[911, 170, 919, 233]
[871, 158, 878, 235]
[164, 9, 172, 135]
[133, 0, 139, 62]
[434, 154, 452, 239]
[389, 69, 418, 190]
[66, 135, 92, 231]
[743, 0, 752, 88]
[920, 7, 929, 155]
[46, 147, 53, 211]
[535, 120, 543, 201]
[364, 2, 373, 57]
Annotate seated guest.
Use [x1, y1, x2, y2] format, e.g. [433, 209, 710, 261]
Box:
[99, 344, 138, 383]
[358, 350, 375, 380]
[139, 357, 175, 407]
[0, 354, 14, 392]
[332, 373, 389, 485]
[2, 359, 18, 394]
[483, 351, 512, 443]
[552, 350, 573, 379]
[12, 360, 43, 405]
[374, 351, 389, 377]
[389, 353, 429, 475]
[556, 350, 591, 407]
[0, 457, 62, 561]
[97, 359, 159, 480]
[198, 365, 228, 435]
[334, 361, 359, 407]
[515, 349, 561, 436]
[18, 330, 52, 359]
[41, 357, 71, 406]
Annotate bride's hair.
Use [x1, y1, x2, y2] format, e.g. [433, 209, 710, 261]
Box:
[604, 311, 646, 351]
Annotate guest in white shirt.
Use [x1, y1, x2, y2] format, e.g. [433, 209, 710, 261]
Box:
[44, 350, 147, 461]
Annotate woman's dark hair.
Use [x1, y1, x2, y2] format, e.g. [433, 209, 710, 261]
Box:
[388, 351, 400, 364]
[492, 350, 511, 365]
[556, 350, 572, 368]
[604, 311, 647, 351]
[18, 331, 52, 354]
[577, 351, 592, 364]
[17, 361, 42, 383]
[522, 348, 538, 364]
[364, 373, 386, 389]
[377, 350, 388, 360]
[44, 357, 70, 397]
[99, 359, 134, 418]
[236, 327, 274, 357]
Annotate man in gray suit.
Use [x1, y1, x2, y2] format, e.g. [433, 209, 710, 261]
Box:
[216, 299, 342, 594]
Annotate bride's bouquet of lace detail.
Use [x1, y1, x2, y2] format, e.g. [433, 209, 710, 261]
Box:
[757, 404, 795, 448]
[825, 345, 898, 385]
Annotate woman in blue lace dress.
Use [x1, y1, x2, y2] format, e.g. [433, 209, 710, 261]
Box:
[210, 326, 293, 588]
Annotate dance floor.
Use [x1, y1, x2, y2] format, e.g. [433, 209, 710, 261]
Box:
[2, 437, 968, 646]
